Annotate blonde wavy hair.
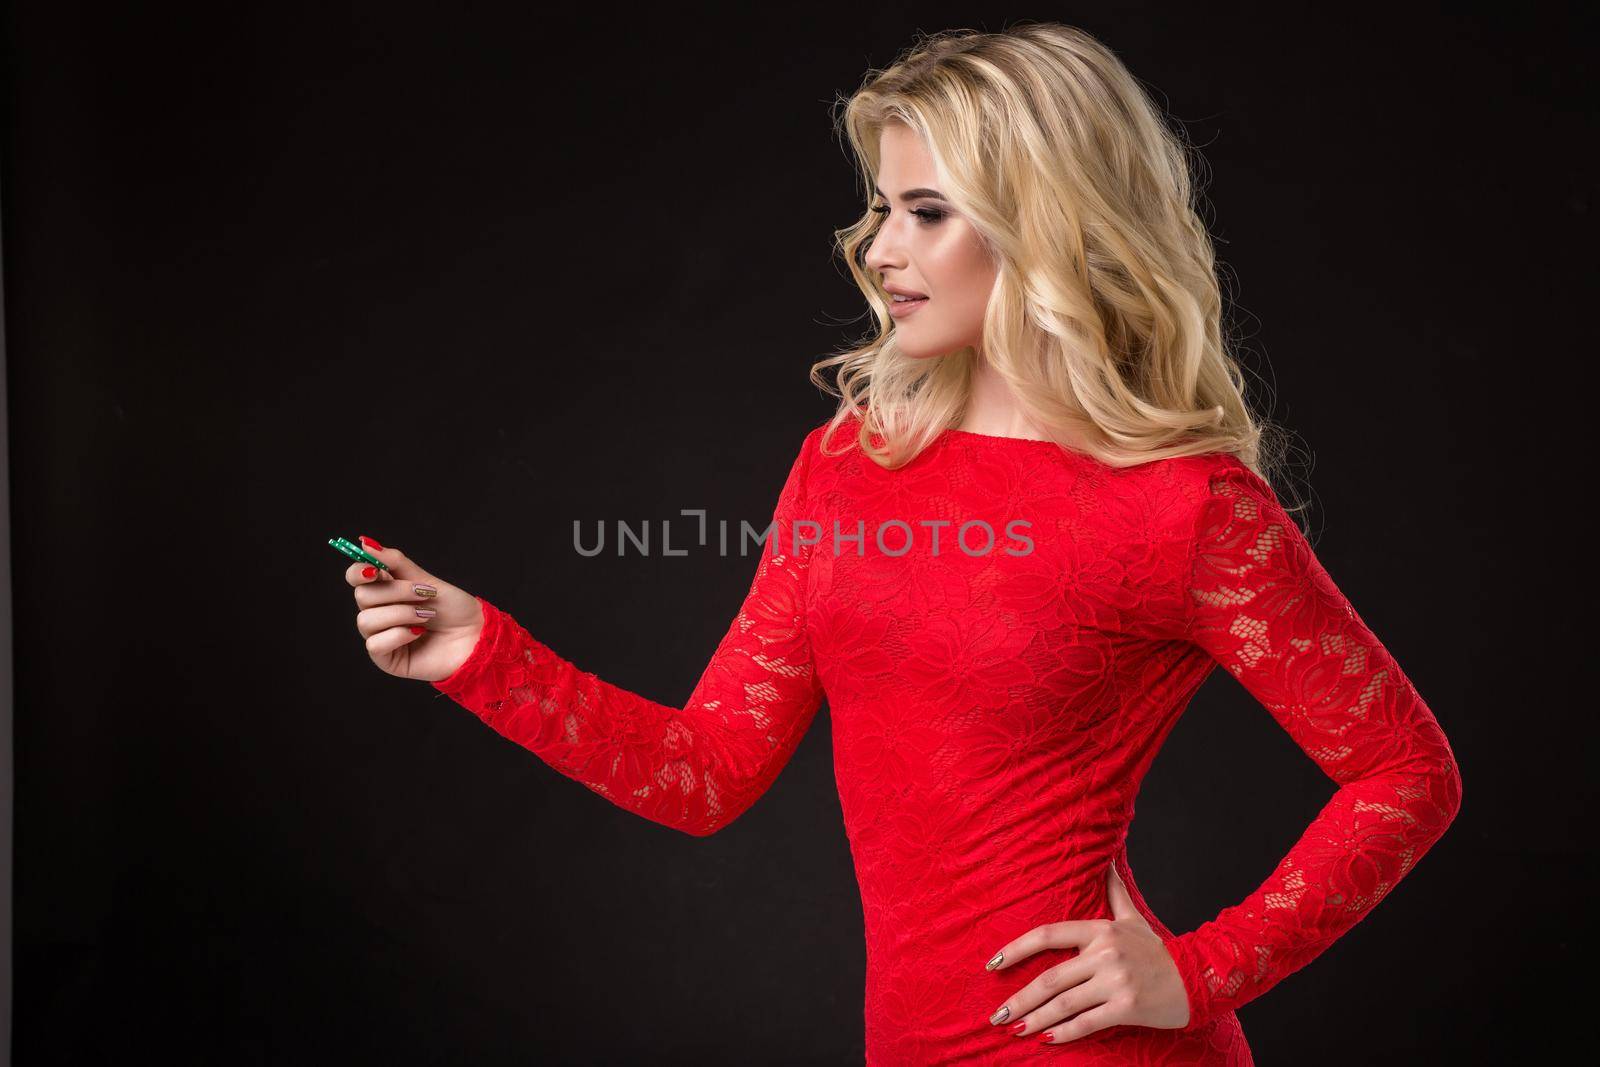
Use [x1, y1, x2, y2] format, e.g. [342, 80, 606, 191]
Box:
[811, 22, 1299, 500]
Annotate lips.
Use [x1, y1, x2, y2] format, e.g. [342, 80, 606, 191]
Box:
[887, 294, 929, 318]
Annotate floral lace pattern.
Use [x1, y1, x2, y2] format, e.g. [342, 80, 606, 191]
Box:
[433, 415, 1462, 1064]
[1154, 464, 1463, 1032]
[434, 428, 825, 838]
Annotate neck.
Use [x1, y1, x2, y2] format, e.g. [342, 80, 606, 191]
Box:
[957, 356, 1052, 441]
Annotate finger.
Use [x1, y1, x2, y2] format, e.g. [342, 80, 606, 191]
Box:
[1014, 972, 1114, 1039]
[353, 574, 440, 609]
[1038, 1000, 1121, 1045]
[345, 559, 386, 587]
[984, 919, 1107, 971]
[358, 534, 427, 583]
[1106, 860, 1141, 923]
[356, 602, 440, 641]
[987, 954, 1096, 1034]
[364, 619, 430, 657]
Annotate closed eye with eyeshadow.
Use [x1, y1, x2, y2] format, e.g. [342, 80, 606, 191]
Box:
[870, 203, 946, 225]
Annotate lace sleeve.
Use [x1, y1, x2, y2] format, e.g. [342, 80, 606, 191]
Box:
[429, 426, 827, 837]
[1160, 461, 1463, 1030]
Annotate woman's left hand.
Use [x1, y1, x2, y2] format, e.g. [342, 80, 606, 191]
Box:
[982, 861, 1192, 1044]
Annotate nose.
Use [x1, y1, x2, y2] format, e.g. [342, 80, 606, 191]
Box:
[863, 219, 903, 275]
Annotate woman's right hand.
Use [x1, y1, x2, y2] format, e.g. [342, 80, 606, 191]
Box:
[344, 535, 485, 682]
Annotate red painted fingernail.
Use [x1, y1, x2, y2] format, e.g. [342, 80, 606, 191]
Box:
[1039, 1031, 1054, 1043]
[360, 535, 385, 551]
[1009, 1022, 1026, 1035]
[362, 566, 376, 579]
[409, 625, 426, 635]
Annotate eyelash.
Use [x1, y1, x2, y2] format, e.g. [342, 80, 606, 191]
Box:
[870, 204, 946, 226]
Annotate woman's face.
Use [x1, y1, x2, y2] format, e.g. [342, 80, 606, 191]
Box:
[863, 122, 998, 360]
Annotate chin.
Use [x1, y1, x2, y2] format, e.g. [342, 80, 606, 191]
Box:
[896, 333, 967, 360]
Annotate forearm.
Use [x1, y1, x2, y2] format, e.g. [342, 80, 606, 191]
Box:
[433, 595, 824, 837]
[1165, 747, 1462, 1028]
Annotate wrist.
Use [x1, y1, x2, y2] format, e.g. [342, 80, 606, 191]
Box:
[1159, 930, 1214, 1032]
[434, 595, 495, 690]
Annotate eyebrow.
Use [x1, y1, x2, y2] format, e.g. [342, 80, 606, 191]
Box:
[873, 186, 948, 202]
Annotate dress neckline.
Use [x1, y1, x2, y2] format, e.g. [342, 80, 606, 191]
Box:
[941, 427, 1062, 446]
[848, 416, 1091, 461]
[935, 425, 1109, 468]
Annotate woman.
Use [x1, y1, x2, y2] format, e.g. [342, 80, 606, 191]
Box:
[344, 24, 1462, 1064]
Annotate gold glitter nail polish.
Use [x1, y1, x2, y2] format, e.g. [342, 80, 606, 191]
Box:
[985, 950, 1004, 971]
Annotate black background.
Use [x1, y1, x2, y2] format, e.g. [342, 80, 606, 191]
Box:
[3, 4, 1588, 1063]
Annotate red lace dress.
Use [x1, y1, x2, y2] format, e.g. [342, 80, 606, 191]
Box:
[431, 415, 1463, 1064]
